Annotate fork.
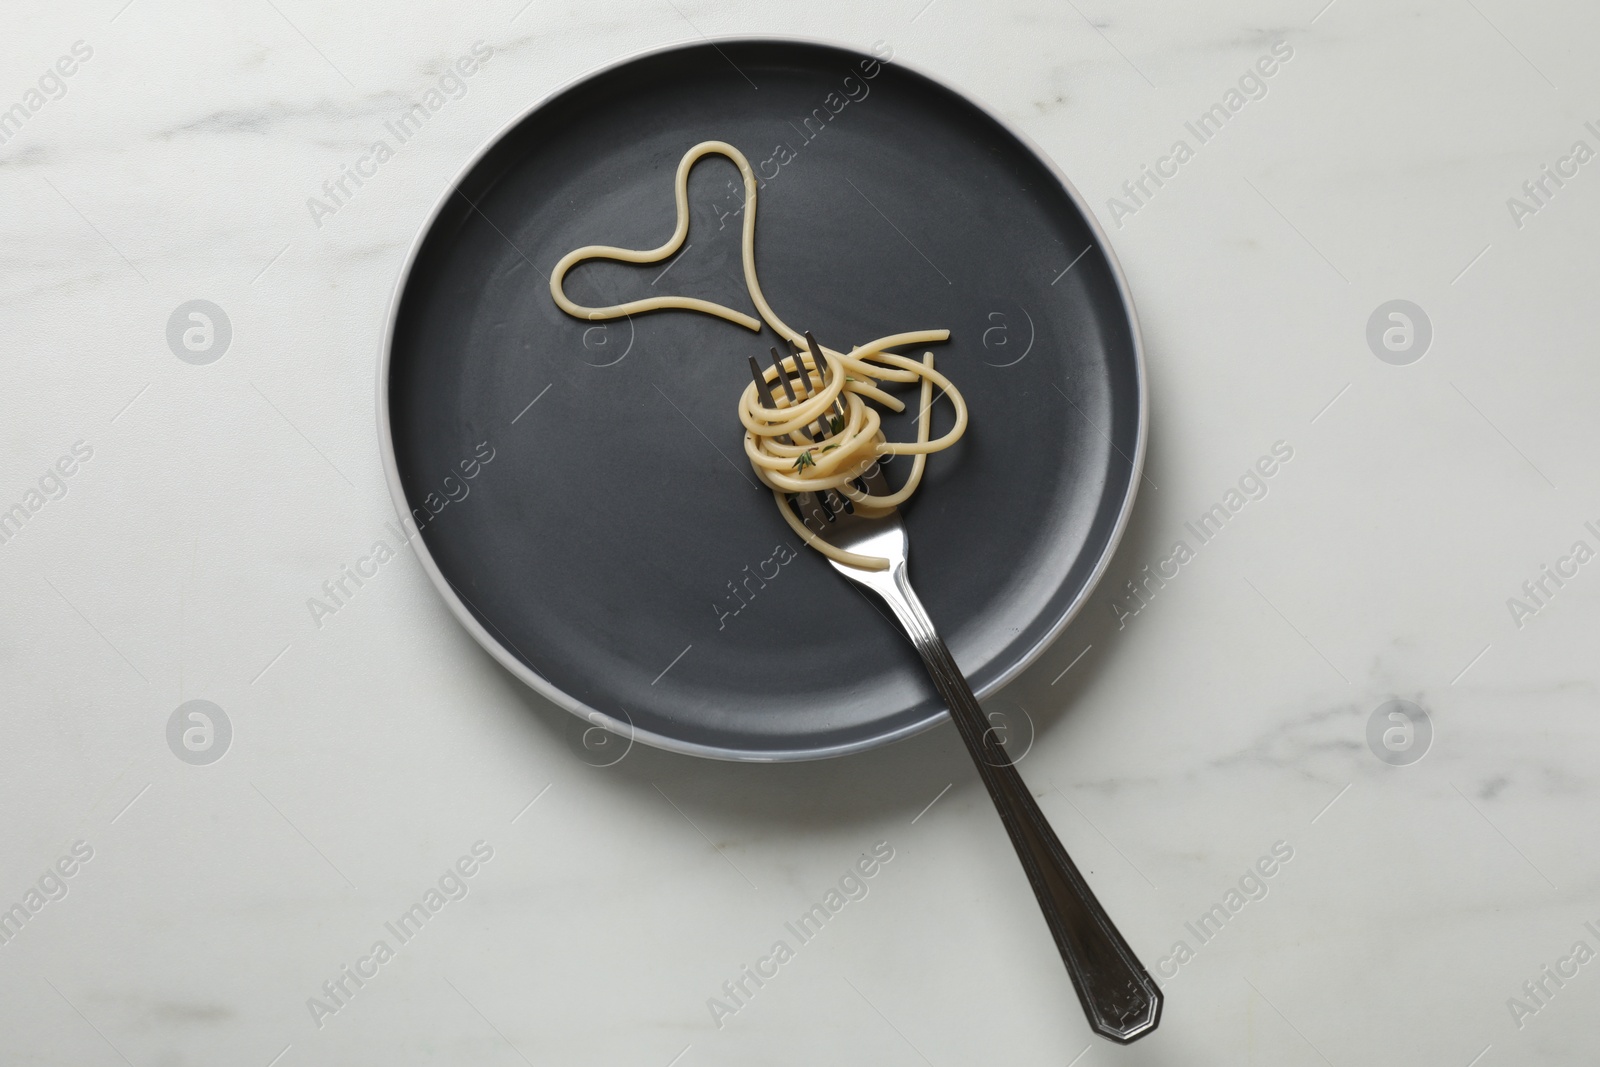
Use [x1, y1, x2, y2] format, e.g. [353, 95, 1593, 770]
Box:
[750, 334, 1163, 1045]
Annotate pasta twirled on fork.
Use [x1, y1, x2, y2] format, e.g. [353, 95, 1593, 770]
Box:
[551, 140, 967, 569]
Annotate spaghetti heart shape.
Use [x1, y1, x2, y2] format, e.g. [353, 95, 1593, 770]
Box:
[550, 140, 789, 336]
[548, 139, 967, 570]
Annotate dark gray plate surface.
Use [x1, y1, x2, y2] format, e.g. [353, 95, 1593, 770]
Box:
[381, 39, 1143, 760]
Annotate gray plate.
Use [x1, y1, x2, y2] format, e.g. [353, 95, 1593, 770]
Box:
[378, 38, 1145, 761]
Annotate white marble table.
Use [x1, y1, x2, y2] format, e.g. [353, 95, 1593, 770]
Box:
[3, 1, 1597, 1064]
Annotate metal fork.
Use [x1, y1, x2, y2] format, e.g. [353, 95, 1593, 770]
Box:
[750, 335, 1163, 1045]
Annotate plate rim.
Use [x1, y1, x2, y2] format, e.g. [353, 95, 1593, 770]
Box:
[375, 34, 1148, 762]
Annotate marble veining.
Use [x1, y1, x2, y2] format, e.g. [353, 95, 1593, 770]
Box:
[0, 1, 1596, 1064]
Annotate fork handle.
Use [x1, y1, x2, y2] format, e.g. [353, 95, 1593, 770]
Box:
[874, 565, 1162, 1043]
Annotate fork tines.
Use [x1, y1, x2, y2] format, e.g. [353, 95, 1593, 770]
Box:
[750, 334, 852, 525]
[747, 354, 793, 443]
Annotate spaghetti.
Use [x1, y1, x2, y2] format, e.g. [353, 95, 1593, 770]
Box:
[549, 140, 967, 569]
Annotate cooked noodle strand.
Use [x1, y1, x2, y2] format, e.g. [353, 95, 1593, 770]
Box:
[551, 141, 967, 569]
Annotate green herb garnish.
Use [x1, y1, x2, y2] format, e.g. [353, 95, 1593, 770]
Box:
[792, 450, 816, 472]
[829, 414, 844, 434]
